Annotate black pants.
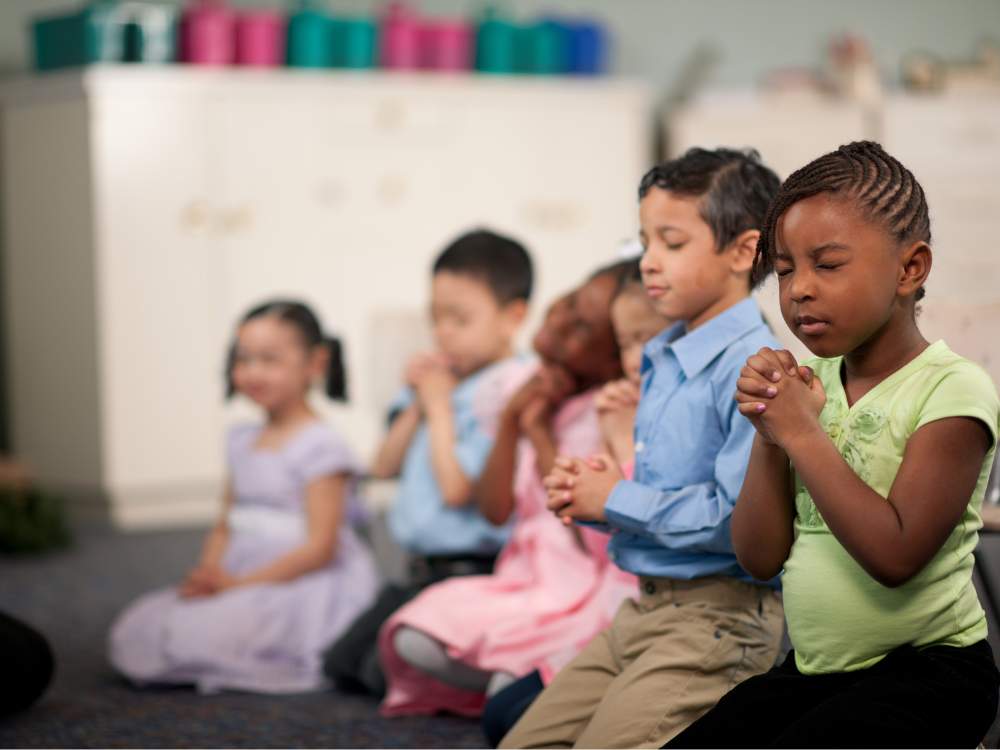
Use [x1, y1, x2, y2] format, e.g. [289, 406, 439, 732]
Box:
[666, 640, 999, 749]
[322, 554, 495, 697]
[0, 610, 55, 717]
[482, 670, 544, 748]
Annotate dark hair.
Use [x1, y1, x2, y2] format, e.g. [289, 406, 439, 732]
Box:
[753, 141, 931, 300]
[639, 147, 781, 288]
[591, 257, 640, 286]
[612, 257, 643, 297]
[226, 300, 347, 401]
[432, 229, 534, 304]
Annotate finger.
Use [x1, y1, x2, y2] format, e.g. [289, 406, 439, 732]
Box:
[562, 515, 574, 527]
[774, 349, 800, 377]
[736, 376, 778, 398]
[798, 365, 814, 386]
[747, 352, 783, 383]
[554, 456, 580, 473]
[546, 493, 572, 512]
[737, 402, 767, 417]
[586, 453, 613, 471]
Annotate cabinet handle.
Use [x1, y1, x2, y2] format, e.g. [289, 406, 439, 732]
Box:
[180, 200, 211, 234]
[522, 200, 586, 231]
[218, 204, 254, 235]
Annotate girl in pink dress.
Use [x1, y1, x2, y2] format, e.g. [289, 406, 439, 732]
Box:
[377, 260, 640, 718]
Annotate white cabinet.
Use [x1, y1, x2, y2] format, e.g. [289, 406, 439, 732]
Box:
[1, 67, 651, 528]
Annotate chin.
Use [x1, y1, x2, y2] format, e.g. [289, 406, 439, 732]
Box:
[795, 334, 846, 360]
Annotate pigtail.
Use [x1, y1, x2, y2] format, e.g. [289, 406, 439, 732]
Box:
[324, 336, 348, 402]
[224, 339, 238, 399]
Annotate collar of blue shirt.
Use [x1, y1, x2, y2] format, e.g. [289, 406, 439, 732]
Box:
[644, 297, 768, 380]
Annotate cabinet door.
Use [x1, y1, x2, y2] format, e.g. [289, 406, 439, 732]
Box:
[91, 87, 227, 490]
[441, 82, 651, 340]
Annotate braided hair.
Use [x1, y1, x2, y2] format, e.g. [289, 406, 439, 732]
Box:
[753, 141, 931, 300]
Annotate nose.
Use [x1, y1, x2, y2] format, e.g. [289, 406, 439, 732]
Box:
[787, 269, 815, 303]
[639, 246, 659, 275]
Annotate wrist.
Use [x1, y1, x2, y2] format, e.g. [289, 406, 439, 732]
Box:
[779, 421, 827, 459]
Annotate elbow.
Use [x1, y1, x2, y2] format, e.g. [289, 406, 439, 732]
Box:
[441, 485, 472, 508]
[736, 553, 784, 583]
[484, 504, 513, 526]
[867, 561, 919, 589]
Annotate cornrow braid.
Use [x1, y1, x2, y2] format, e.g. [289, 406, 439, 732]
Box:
[753, 141, 931, 300]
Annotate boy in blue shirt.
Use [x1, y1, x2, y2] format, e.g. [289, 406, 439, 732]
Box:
[324, 229, 533, 696]
[500, 149, 785, 748]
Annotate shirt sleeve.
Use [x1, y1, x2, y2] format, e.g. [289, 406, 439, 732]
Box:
[387, 385, 415, 426]
[914, 362, 1000, 446]
[603, 390, 754, 555]
[292, 426, 364, 484]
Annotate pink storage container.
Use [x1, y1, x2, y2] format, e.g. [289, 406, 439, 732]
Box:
[235, 10, 286, 67]
[380, 3, 421, 70]
[180, 0, 235, 65]
[422, 20, 473, 71]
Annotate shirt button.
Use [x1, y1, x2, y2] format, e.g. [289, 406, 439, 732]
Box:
[643, 580, 656, 595]
[635, 441, 645, 453]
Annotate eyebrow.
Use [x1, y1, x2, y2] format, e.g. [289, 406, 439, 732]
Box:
[775, 242, 850, 260]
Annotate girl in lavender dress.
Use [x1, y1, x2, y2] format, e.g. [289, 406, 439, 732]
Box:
[109, 301, 379, 694]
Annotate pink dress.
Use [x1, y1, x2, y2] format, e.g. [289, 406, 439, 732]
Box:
[378, 389, 638, 717]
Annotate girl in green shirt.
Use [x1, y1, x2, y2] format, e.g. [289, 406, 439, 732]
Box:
[667, 141, 999, 748]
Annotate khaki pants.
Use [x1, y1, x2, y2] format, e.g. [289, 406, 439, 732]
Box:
[500, 576, 784, 749]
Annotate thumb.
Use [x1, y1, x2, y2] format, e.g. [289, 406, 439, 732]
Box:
[585, 453, 614, 471]
[798, 365, 813, 386]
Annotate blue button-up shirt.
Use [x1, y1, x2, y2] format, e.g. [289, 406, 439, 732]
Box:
[388, 357, 521, 556]
[603, 297, 781, 584]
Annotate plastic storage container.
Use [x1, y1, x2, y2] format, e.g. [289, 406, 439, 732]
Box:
[286, 2, 334, 68]
[179, 0, 235, 66]
[235, 9, 285, 67]
[421, 19, 473, 71]
[32, 0, 176, 71]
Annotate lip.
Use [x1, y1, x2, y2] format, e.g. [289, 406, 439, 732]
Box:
[645, 284, 669, 298]
[795, 315, 830, 336]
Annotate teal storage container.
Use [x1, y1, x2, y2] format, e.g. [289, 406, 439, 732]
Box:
[335, 16, 378, 69]
[286, 1, 334, 68]
[33, 1, 175, 71]
[475, 11, 518, 74]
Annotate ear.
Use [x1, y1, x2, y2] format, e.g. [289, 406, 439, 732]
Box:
[310, 344, 330, 384]
[898, 241, 932, 299]
[500, 299, 528, 337]
[726, 229, 760, 276]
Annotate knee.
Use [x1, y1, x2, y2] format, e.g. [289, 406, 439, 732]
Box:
[393, 626, 446, 674]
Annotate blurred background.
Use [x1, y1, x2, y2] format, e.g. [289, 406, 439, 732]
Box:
[1, 1, 999, 745]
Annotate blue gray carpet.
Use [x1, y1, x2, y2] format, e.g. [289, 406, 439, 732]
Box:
[0, 526, 485, 748]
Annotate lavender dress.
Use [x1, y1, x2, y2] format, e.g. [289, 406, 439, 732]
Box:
[108, 421, 380, 694]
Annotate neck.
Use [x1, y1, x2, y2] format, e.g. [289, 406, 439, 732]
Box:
[843, 306, 928, 384]
[266, 398, 315, 428]
[686, 285, 749, 332]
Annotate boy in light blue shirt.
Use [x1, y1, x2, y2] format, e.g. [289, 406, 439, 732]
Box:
[324, 229, 533, 696]
[500, 149, 786, 748]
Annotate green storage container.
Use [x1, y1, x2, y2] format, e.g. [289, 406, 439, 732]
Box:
[33, 1, 175, 71]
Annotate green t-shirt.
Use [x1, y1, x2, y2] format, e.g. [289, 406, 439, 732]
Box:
[783, 340, 999, 675]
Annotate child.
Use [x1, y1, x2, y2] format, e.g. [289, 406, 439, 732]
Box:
[322, 229, 534, 695]
[503, 147, 786, 749]
[596, 267, 674, 476]
[109, 300, 379, 694]
[666, 141, 1000, 748]
[377, 260, 639, 718]
[480, 269, 671, 746]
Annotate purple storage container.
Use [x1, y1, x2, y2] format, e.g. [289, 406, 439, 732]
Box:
[235, 9, 285, 67]
[380, 3, 421, 70]
[421, 19, 473, 71]
[180, 0, 235, 65]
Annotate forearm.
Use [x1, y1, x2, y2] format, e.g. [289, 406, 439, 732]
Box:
[731, 436, 795, 580]
[524, 423, 557, 478]
[477, 411, 520, 525]
[371, 403, 421, 479]
[425, 401, 473, 507]
[783, 425, 912, 586]
[198, 524, 230, 568]
[606, 432, 634, 470]
[236, 540, 335, 587]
